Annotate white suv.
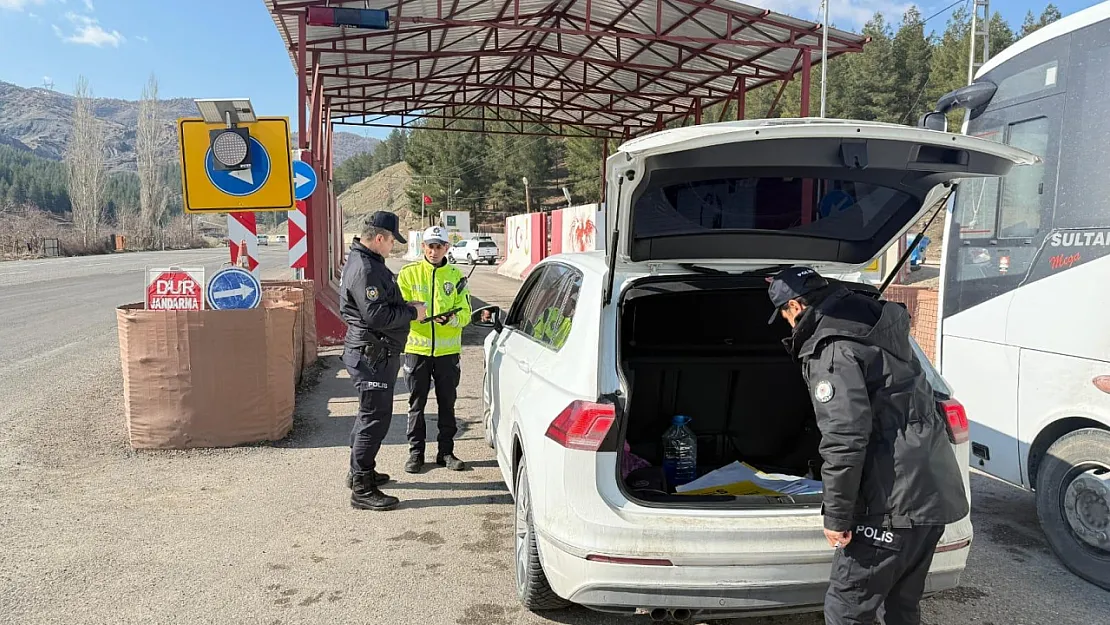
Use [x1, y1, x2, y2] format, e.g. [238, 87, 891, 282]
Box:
[449, 237, 499, 265]
[469, 120, 1034, 620]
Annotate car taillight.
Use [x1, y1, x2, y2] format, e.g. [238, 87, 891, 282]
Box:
[545, 401, 615, 451]
[940, 399, 969, 445]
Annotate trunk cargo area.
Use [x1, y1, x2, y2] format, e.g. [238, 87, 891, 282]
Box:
[618, 276, 824, 506]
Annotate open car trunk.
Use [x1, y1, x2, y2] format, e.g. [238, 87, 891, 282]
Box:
[615, 275, 883, 508]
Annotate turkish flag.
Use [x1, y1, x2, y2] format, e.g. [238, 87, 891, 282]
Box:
[423, 194, 433, 206]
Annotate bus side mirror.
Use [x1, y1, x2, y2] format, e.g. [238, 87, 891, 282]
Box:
[920, 112, 948, 132]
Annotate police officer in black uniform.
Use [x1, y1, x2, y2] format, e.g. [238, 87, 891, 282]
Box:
[340, 211, 427, 511]
[767, 267, 969, 625]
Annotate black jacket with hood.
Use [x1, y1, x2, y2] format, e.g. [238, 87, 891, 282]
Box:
[785, 286, 969, 533]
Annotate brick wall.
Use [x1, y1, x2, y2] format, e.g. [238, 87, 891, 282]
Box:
[883, 285, 939, 363]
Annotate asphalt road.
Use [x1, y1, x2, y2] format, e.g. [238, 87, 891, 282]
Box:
[1, 249, 1107, 625]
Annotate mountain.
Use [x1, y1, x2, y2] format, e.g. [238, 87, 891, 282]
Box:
[0, 80, 193, 172]
[291, 131, 380, 166]
[0, 81, 378, 171]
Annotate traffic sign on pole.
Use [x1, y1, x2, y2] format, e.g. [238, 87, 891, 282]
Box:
[292, 159, 318, 200]
[206, 267, 262, 310]
[227, 212, 259, 275]
[146, 268, 205, 311]
[289, 200, 308, 270]
[177, 117, 295, 213]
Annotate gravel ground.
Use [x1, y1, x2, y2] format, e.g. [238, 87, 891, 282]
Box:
[1, 251, 1107, 625]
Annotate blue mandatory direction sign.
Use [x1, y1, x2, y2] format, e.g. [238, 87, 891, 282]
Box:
[292, 159, 318, 201]
[206, 266, 262, 310]
[205, 138, 272, 197]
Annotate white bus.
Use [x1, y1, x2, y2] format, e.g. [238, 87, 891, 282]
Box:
[925, 1, 1110, 590]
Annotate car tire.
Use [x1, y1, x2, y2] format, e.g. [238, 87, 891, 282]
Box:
[515, 460, 570, 611]
[447, 253, 455, 264]
[1035, 428, 1110, 590]
[468, 253, 477, 266]
[488, 258, 496, 265]
[483, 392, 495, 449]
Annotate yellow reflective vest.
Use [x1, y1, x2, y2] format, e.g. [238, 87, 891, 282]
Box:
[397, 258, 472, 356]
[531, 306, 572, 350]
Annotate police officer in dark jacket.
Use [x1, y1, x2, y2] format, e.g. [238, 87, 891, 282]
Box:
[767, 266, 969, 625]
[340, 211, 427, 511]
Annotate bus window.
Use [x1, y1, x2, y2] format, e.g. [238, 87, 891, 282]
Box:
[993, 61, 1060, 103]
[998, 117, 1050, 239]
[1054, 30, 1110, 228]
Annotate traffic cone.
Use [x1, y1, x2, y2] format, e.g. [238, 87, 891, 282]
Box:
[237, 239, 249, 269]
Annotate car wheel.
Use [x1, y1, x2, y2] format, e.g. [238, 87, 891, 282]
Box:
[469, 253, 477, 266]
[488, 258, 496, 265]
[515, 460, 570, 611]
[1035, 428, 1110, 590]
[447, 253, 455, 263]
[483, 384, 495, 449]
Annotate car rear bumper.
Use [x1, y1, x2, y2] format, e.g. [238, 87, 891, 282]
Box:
[535, 532, 967, 618]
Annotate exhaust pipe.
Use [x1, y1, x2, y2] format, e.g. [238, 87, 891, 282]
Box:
[649, 608, 668, 621]
[671, 608, 692, 622]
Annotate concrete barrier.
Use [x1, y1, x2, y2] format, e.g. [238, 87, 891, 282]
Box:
[497, 213, 546, 280]
[550, 204, 605, 255]
[403, 230, 423, 261]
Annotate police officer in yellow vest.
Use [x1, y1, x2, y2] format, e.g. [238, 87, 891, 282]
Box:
[397, 226, 473, 473]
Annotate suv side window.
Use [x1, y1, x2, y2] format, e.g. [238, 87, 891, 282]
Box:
[532, 268, 583, 351]
[505, 265, 566, 335]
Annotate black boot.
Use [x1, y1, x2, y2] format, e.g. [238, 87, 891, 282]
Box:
[346, 470, 390, 490]
[437, 453, 467, 471]
[405, 453, 425, 474]
[350, 473, 399, 511]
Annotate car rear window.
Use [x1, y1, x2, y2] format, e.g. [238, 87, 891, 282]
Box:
[632, 176, 918, 243]
[479, 241, 496, 248]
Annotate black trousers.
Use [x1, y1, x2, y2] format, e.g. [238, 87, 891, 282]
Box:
[343, 347, 401, 477]
[825, 524, 945, 625]
[402, 353, 461, 457]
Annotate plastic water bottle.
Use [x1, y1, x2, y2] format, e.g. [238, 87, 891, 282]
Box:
[662, 415, 698, 487]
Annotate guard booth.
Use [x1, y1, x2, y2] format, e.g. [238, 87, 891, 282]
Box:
[263, 1, 868, 344]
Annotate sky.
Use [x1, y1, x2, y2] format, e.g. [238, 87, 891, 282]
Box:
[0, 0, 1103, 139]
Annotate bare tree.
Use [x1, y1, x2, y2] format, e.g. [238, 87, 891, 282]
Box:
[65, 76, 106, 247]
[136, 73, 170, 250]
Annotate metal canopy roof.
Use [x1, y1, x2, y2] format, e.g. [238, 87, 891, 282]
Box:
[266, 0, 867, 137]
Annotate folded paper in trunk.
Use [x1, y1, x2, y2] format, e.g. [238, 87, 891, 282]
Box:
[675, 461, 823, 497]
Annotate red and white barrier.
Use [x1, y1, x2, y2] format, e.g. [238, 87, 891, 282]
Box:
[228, 212, 259, 275]
[289, 200, 308, 271]
[497, 213, 546, 280]
[403, 230, 424, 261]
[549, 204, 604, 255]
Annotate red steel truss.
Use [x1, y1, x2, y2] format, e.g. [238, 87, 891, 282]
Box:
[263, 0, 867, 344]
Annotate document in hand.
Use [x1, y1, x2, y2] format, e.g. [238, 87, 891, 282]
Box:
[675, 461, 823, 497]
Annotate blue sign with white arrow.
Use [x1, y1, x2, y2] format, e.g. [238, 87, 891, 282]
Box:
[206, 266, 262, 310]
[293, 159, 318, 200]
[205, 137, 271, 197]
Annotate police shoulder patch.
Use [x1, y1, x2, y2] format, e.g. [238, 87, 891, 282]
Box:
[443, 281, 454, 295]
[814, 380, 835, 403]
[366, 286, 380, 301]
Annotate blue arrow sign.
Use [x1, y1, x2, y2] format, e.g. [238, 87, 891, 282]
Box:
[206, 267, 262, 310]
[205, 137, 271, 197]
[293, 159, 318, 201]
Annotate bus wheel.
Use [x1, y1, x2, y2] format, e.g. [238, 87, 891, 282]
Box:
[1036, 428, 1110, 590]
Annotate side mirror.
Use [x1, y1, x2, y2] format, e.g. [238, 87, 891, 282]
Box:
[919, 111, 948, 132]
[471, 305, 503, 331]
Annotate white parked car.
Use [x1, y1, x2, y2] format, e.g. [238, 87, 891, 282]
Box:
[469, 120, 1035, 620]
[449, 237, 499, 265]
[257, 234, 269, 246]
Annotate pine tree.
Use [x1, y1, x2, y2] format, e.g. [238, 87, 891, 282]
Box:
[1021, 4, 1063, 37]
[892, 8, 933, 124]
